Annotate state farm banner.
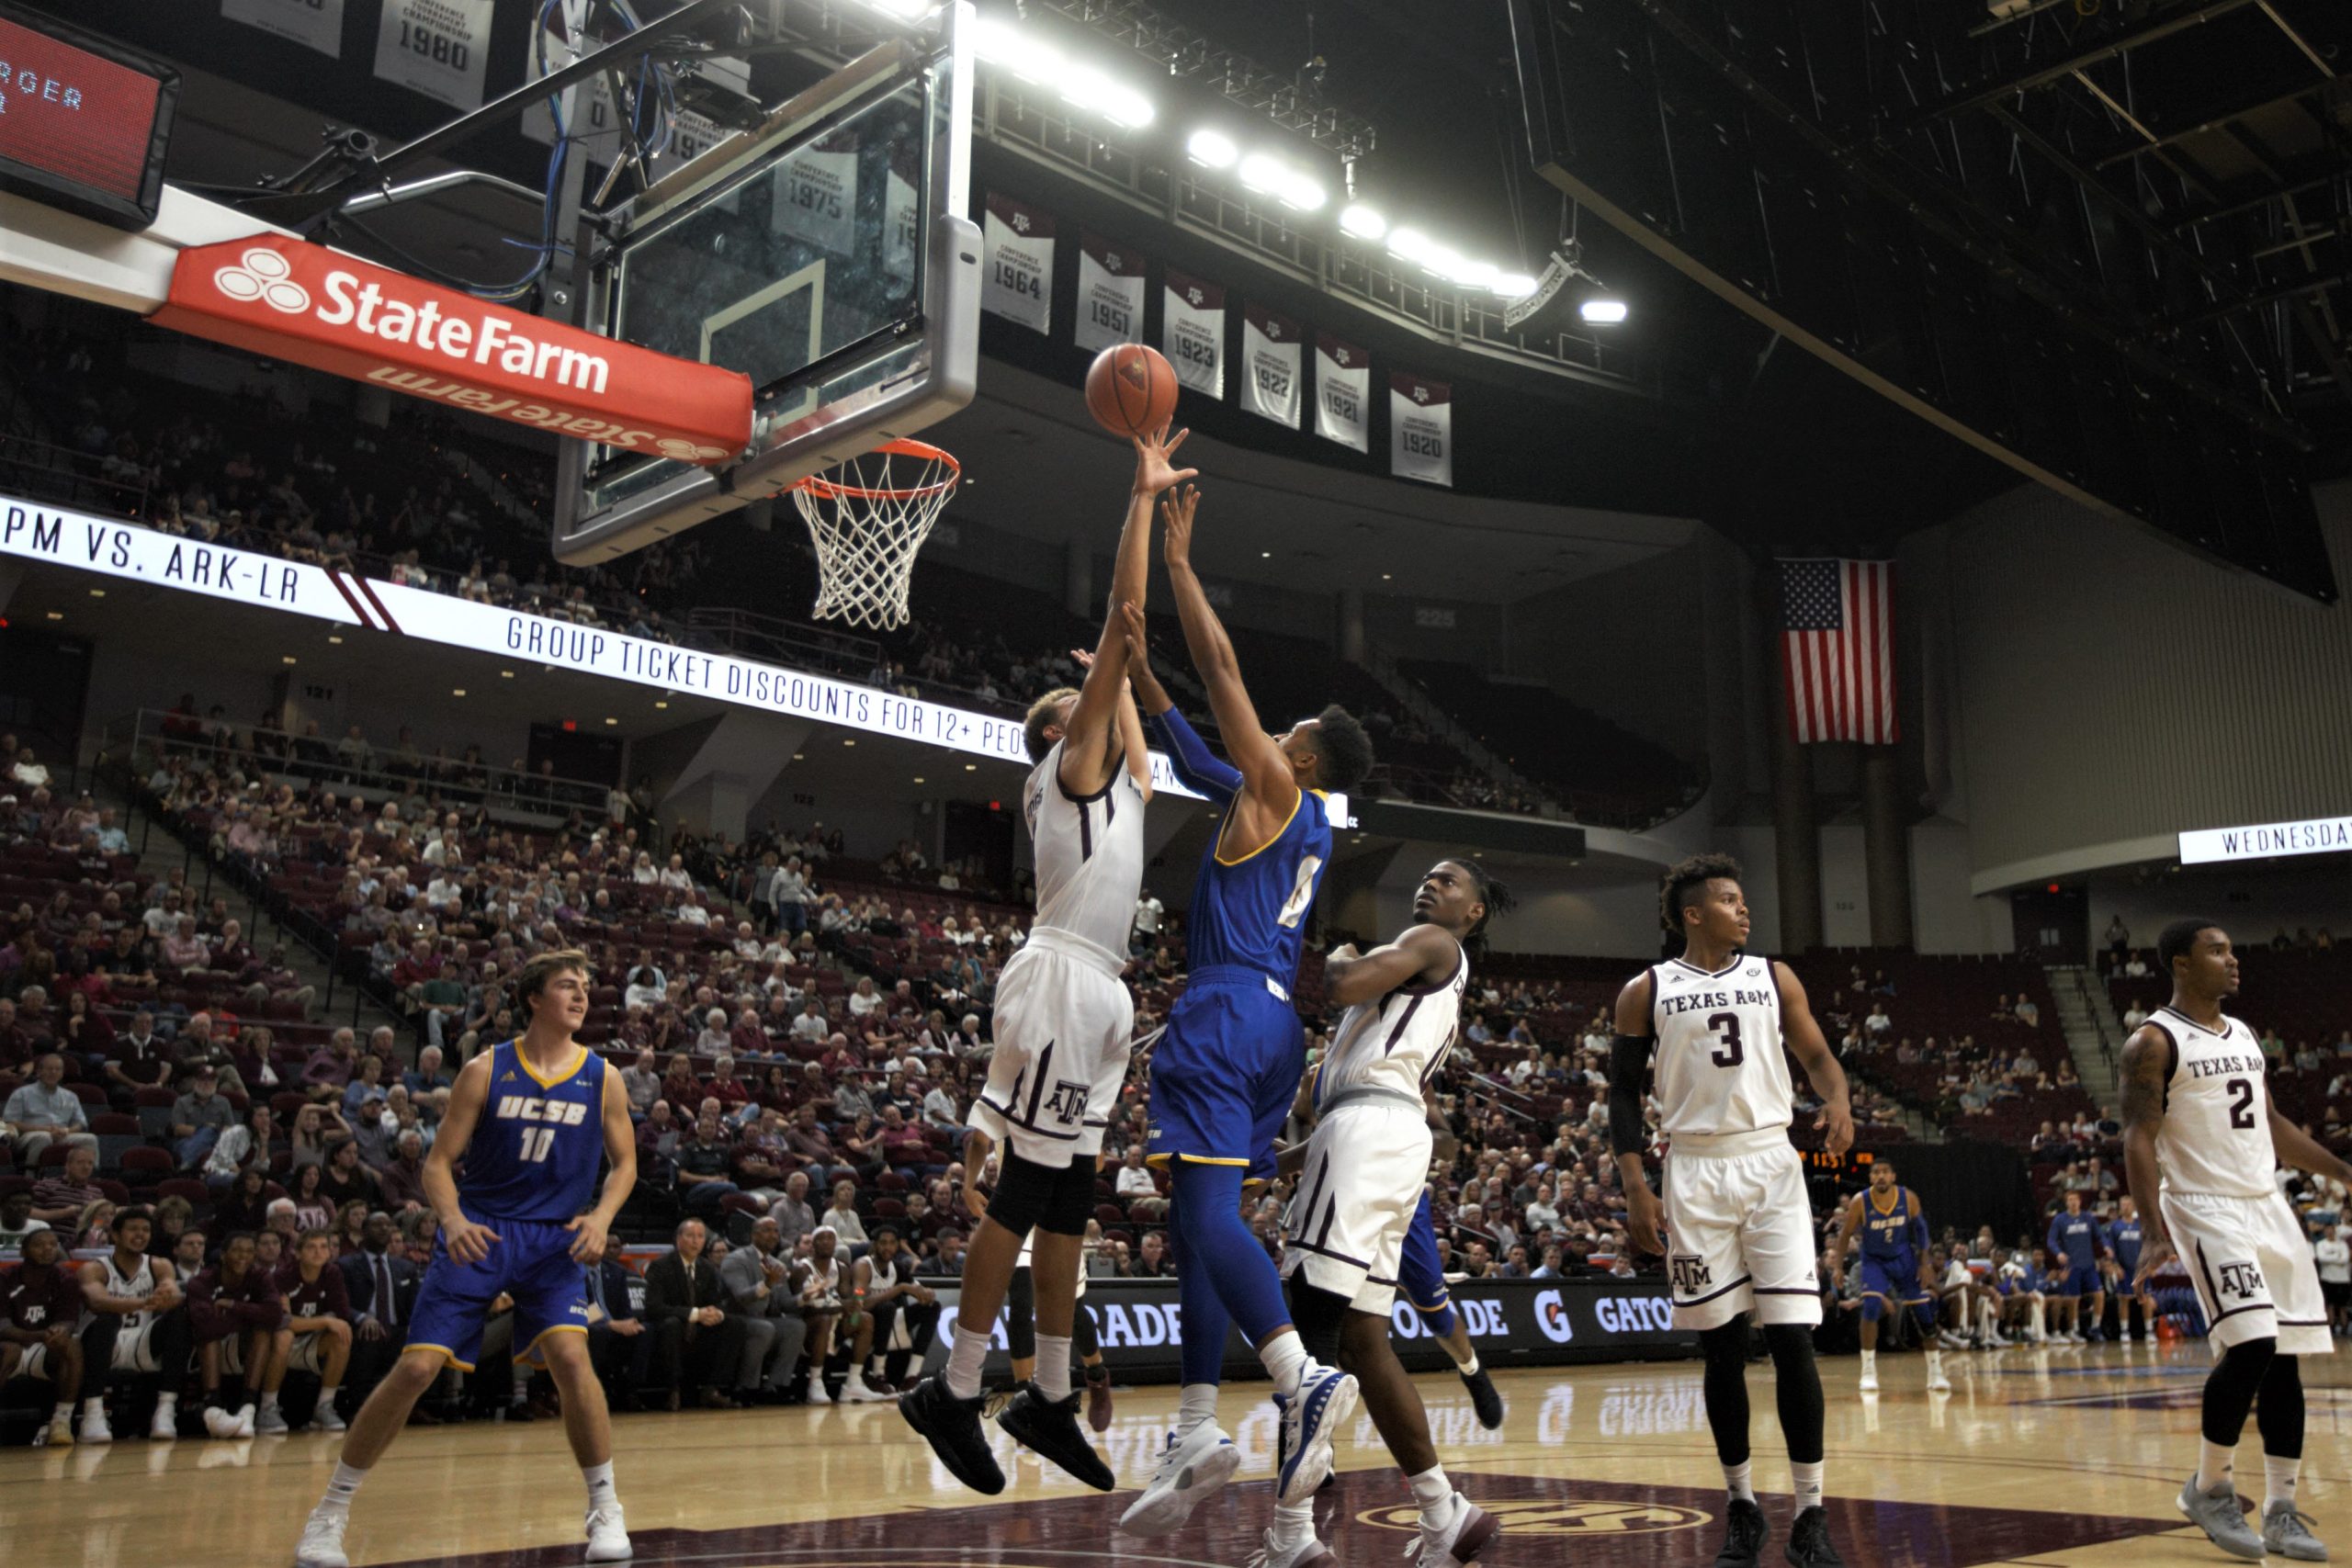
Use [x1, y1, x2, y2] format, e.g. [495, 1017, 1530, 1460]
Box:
[1162, 271, 1226, 400]
[1389, 370, 1453, 487]
[150, 236, 751, 464]
[373, 0, 493, 109]
[1074, 233, 1147, 355]
[981, 193, 1053, 333]
[1240, 306, 1303, 428]
[221, 0, 346, 56]
[1315, 333, 1370, 453]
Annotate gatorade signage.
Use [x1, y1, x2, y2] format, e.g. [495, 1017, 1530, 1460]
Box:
[150, 234, 752, 464]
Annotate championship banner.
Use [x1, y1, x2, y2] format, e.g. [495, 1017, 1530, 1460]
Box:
[221, 0, 345, 56]
[1240, 305, 1303, 428]
[921, 1277, 1693, 1385]
[770, 131, 862, 256]
[0, 499, 1224, 803]
[150, 235, 752, 463]
[1389, 369, 1453, 488]
[1163, 270, 1226, 400]
[981, 192, 1053, 334]
[372, 0, 492, 110]
[1315, 333, 1370, 453]
[1074, 233, 1146, 355]
[884, 152, 921, 282]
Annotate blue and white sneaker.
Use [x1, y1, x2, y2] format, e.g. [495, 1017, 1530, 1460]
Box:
[1273, 1362, 1358, 1506]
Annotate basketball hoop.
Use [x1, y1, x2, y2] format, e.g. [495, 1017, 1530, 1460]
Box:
[789, 438, 962, 630]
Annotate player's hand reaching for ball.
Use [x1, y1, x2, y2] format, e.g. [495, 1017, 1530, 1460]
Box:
[1133, 423, 1196, 496]
[564, 1211, 609, 1263]
[1159, 484, 1200, 570]
[444, 1213, 501, 1266]
[1815, 1097, 1855, 1156]
[1624, 1182, 1668, 1255]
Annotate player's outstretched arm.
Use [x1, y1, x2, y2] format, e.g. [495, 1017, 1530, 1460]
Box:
[1609, 971, 1665, 1254]
[1121, 601, 1240, 801]
[568, 1061, 639, 1261]
[2117, 1025, 2173, 1285]
[1159, 486, 1298, 825]
[424, 1055, 500, 1265]
[1323, 924, 1458, 1010]
[1062, 425, 1192, 799]
[1774, 961, 1853, 1156]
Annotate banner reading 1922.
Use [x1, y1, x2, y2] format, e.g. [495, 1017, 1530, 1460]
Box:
[373, 0, 492, 110]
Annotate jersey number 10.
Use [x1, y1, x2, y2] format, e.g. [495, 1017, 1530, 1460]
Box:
[519, 1127, 560, 1163]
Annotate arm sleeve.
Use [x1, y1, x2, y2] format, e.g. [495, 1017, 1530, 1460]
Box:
[1907, 1199, 1929, 1253]
[1607, 1034, 1654, 1159]
[1144, 705, 1242, 802]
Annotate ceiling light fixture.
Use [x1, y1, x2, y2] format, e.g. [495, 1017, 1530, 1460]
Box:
[604, 717, 618, 726]
[1339, 202, 1387, 240]
[451, 689, 467, 697]
[1580, 298, 1630, 323]
[87, 588, 104, 598]
[1186, 129, 1238, 168]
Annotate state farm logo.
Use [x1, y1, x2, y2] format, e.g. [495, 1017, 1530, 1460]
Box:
[215, 248, 311, 315]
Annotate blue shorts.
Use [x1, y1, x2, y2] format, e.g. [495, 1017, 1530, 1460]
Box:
[1860, 1255, 1931, 1305]
[1396, 1190, 1451, 1317]
[2057, 1264, 2103, 1298]
[1147, 967, 1306, 1184]
[407, 1217, 591, 1371]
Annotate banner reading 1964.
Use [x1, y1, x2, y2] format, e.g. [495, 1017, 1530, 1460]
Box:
[1316, 333, 1370, 453]
[981, 193, 1054, 334]
[373, 0, 493, 110]
[1241, 305, 1302, 429]
[1074, 234, 1146, 355]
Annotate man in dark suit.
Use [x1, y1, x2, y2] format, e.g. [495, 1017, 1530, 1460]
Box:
[640, 1216, 744, 1411]
[337, 1211, 420, 1404]
[585, 1233, 650, 1411]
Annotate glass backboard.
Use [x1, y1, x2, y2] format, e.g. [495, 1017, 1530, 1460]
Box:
[550, 2, 976, 564]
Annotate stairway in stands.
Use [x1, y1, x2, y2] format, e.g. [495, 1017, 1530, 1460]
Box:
[2045, 964, 2122, 1105]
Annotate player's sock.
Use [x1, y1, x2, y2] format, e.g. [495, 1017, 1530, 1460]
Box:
[1408, 1463, 1453, 1525]
[1261, 1330, 1309, 1398]
[1454, 1350, 1480, 1376]
[1271, 1498, 1317, 1549]
[2264, 1454, 2300, 1509]
[582, 1460, 617, 1508]
[260, 1392, 281, 1416]
[2196, 1440, 2235, 1494]
[81, 1395, 104, 1418]
[944, 1322, 991, 1401]
[1860, 1349, 1876, 1374]
[1723, 1461, 1756, 1502]
[1034, 1334, 1072, 1401]
[1176, 1382, 1219, 1438]
[320, 1383, 340, 1406]
[156, 1393, 177, 1418]
[324, 1461, 368, 1510]
[51, 1400, 73, 1426]
[1791, 1461, 1825, 1512]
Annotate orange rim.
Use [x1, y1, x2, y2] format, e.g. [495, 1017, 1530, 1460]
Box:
[791, 438, 962, 502]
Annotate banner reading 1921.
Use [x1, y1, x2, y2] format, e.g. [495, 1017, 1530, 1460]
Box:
[1316, 333, 1370, 453]
[373, 0, 493, 110]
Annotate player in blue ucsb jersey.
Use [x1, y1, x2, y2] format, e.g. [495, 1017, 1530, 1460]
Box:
[2043, 1190, 2112, 1343]
[1827, 1159, 1950, 1395]
[294, 950, 638, 1568]
[1114, 482, 1375, 1534]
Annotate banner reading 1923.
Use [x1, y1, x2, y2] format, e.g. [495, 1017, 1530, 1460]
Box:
[1162, 270, 1226, 400]
[373, 0, 493, 110]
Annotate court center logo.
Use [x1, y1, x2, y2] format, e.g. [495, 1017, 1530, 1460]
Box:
[214, 247, 311, 315]
[1359, 1497, 1712, 1538]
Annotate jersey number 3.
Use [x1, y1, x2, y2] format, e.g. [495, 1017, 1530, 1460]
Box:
[1277, 855, 1324, 930]
[1706, 1011, 1744, 1068]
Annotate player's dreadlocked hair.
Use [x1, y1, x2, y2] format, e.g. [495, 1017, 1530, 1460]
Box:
[1659, 852, 1744, 937]
[2157, 917, 2222, 977]
[1308, 705, 1374, 794]
[1442, 856, 1517, 961]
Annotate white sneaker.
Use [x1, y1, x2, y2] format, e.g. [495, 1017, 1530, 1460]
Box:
[1245, 1525, 1337, 1568]
[234, 1404, 257, 1438]
[311, 1404, 347, 1434]
[1274, 1362, 1359, 1505]
[1926, 1356, 1951, 1393]
[840, 1371, 886, 1404]
[1119, 1420, 1240, 1535]
[294, 1506, 352, 1568]
[204, 1406, 241, 1440]
[257, 1405, 291, 1435]
[584, 1501, 631, 1562]
[807, 1381, 833, 1406]
[1411, 1495, 1502, 1568]
[1858, 1365, 1880, 1395]
[149, 1404, 177, 1441]
[32, 1421, 52, 1447]
[81, 1412, 114, 1445]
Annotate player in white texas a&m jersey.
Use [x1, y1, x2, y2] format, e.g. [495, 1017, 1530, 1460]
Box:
[1268, 858, 1514, 1568]
[2121, 919, 2350, 1563]
[1611, 854, 1852, 1568]
[900, 422, 1194, 1495]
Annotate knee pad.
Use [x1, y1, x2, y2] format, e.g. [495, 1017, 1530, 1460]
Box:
[1034, 1159, 1097, 1239]
[1860, 1294, 1887, 1324]
[986, 1151, 1065, 1237]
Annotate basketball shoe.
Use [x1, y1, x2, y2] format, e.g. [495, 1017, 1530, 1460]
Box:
[1120, 1419, 1239, 1534]
[1713, 1496, 1768, 1567]
[2262, 1502, 2328, 1562]
[1273, 1363, 1358, 1505]
[997, 1382, 1114, 1490]
[1460, 1362, 1504, 1429]
[294, 1507, 351, 1568]
[1411, 1494, 1501, 1568]
[898, 1375, 1004, 1495]
[584, 1501, 630, 1562]
[1785, 1505, 1845, 1566]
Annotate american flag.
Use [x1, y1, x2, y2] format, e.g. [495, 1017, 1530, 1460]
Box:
[1778, 558, 1896, 745]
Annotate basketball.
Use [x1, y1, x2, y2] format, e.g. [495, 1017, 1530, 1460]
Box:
[1084, 344, 1180, 438]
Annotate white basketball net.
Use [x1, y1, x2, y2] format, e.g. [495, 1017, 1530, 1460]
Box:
[790, 439, 960, 630]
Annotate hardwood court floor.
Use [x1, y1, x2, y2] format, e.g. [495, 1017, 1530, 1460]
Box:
[4, 1340, 2346, 1566]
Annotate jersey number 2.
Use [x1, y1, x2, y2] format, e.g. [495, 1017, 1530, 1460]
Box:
[520, 1127, 559, 1163]
[1706, 1011, 1744, 1068]
[1277, 855, 1324, 930]
[2225, 1077, 2256, 1130]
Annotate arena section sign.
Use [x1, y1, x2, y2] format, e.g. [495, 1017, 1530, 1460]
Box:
[2179, 815, 2352, 865]
[0, 496, 1239, 805]
[925, 1277, 1695, 1385]
[149, 235, 752, 464]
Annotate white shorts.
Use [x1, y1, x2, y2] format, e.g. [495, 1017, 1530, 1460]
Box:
[2162, 1189, 2331, 1357]
[286, 1330, 328, 1374]
[973, 938, 1134, 1169]
[108, 1316, 163, 1374]
[1662, 1134, 1820, 1331]
[1280, 1098, 1430, 1316]
[17, 1341, 60, 1380]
